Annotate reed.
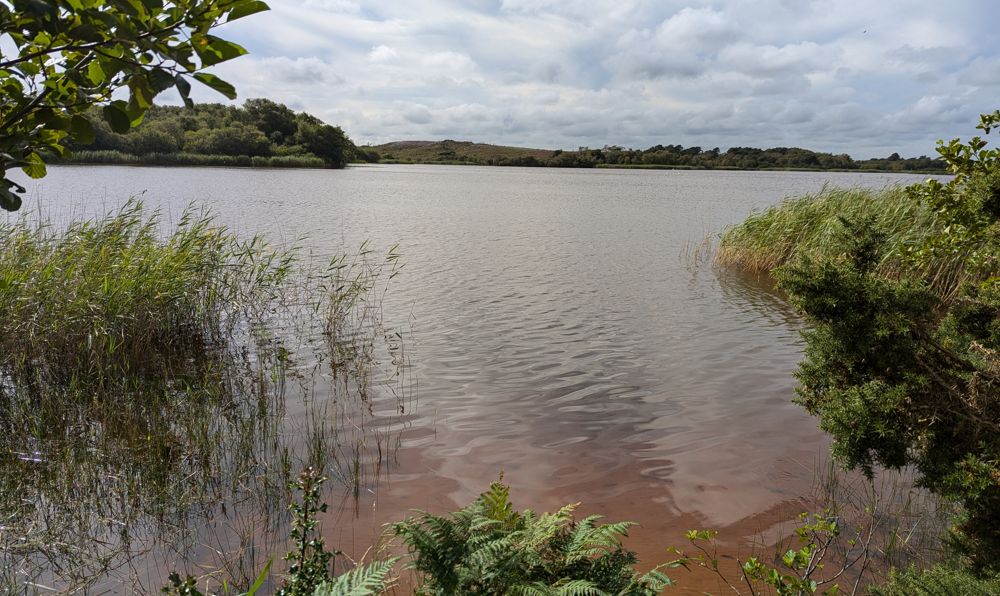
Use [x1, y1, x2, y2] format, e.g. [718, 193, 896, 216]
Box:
[715, 185, 974, 297]
[0, 199, 294, 390]
[0, 202, 410, 592]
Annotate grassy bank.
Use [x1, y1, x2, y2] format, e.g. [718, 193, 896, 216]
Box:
[715, 185, 975, 297]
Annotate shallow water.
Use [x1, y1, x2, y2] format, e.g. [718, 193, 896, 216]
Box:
[8, 164, 938, 591]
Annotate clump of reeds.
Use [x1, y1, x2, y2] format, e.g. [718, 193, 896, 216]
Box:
[715, 185, 974, 297]
[0, 199, 294, 389]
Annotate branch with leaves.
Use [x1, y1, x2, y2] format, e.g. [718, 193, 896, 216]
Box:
[0, 0, 269, 210]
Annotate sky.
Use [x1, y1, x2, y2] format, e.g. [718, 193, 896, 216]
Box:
[185, 0, 1000, 158]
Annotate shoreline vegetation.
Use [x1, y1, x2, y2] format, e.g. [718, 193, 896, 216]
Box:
[59, 100, 381, 172]
[370, 139, 947, 173]
[713, 113, 1000, 591]
[59, 99, 948, 174]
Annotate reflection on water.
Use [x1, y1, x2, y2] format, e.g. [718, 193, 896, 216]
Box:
[6, 165, 940, 592]
[0, 243, 409, 593]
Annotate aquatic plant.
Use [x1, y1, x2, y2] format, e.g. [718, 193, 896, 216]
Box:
[0, 201, 409, 592]
[715, 184, 978, 299]
[0, 199, 294, 389]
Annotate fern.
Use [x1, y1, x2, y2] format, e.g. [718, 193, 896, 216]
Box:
[311, 559, 397, 596]
[394, 478, 672, 596]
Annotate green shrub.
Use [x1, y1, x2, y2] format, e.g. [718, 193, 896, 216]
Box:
[721, 112, 1000, 572]
[393, 479, 674, 595]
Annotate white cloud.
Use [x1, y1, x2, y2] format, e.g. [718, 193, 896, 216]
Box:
[202, 0, 1000, 158]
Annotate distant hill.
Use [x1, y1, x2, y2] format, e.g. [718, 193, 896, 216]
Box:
[373, 140, 556, 165]
[370, 139, 946, 173]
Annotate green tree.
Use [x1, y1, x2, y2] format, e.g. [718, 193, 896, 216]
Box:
[244, 97, 297, 142]
[295, 114, 352, 167]
[0, 0, 269, 210]
[185, 122, 271, 156]
[777, 112, 1000, 572]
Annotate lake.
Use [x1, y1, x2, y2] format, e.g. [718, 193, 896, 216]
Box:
[6, 164, 937, 592]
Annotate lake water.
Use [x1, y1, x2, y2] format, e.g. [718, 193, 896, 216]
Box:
[8, 164, 938, 591]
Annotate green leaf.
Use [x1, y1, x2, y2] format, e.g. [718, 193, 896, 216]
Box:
[147, 68, 176, 93]
[174, 74, 193, 107]
[103, 102, 131, 133]
[244, 559, 271, 595]
[194, 35, 248, 67]
[87, 60, 105, 85]
[70, 114, 95, 145]
[22, 152, 46, 179]
[0, 183, 23, 211]
[228, 0, 270, 21]
[193, 72, 237, 99]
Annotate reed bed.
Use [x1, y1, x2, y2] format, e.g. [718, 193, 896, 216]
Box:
[0, 201, 411, 592]
[715, 185, 975, 298]
[0, 199, 294, 389]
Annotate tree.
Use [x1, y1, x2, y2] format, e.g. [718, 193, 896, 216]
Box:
[295, 114, 352, 167]
[777, 111, 1000, 572]
[0, 0, 269, 210]
[244, 97, 297, 142]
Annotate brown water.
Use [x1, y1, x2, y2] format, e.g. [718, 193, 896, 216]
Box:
[9, 164, 938, 592]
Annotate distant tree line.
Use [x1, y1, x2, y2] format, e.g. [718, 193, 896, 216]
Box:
[383, 141, 946, 172]
[68, 99, 378, 168]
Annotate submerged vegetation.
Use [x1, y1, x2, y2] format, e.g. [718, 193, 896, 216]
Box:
[716, 112, 1000, 580]
[0, 201, 409, 592]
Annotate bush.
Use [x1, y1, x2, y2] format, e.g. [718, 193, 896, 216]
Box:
[393, 479, 674, 595]
[719, 112, 1000, 572]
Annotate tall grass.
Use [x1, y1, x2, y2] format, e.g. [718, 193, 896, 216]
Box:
[0, 199, 294, 388]
[715, 185, 974, 297]
[0, 201, 410, 592]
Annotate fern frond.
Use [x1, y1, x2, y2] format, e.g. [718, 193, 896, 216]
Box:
[480, 480, 514, 522]
[510, 583, 556, 596]
[553, 579, 608, 596]
[312, 558, 397, 596]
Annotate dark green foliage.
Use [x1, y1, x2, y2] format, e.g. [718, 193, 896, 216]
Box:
[65, 101, 365, 168]
[0, 0, 269, 210]
[244, 98, 299, 142]
[373, 140, 946, 172]
[393, 479, 674, 595]
[296, 116, 354, 168]
[768, 114, 1000, 572]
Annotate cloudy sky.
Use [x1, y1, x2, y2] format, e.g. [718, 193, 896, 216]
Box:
[188, 0, 1000, 158]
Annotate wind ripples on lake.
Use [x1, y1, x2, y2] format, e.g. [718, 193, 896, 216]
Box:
[12, 164, 939, 584]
